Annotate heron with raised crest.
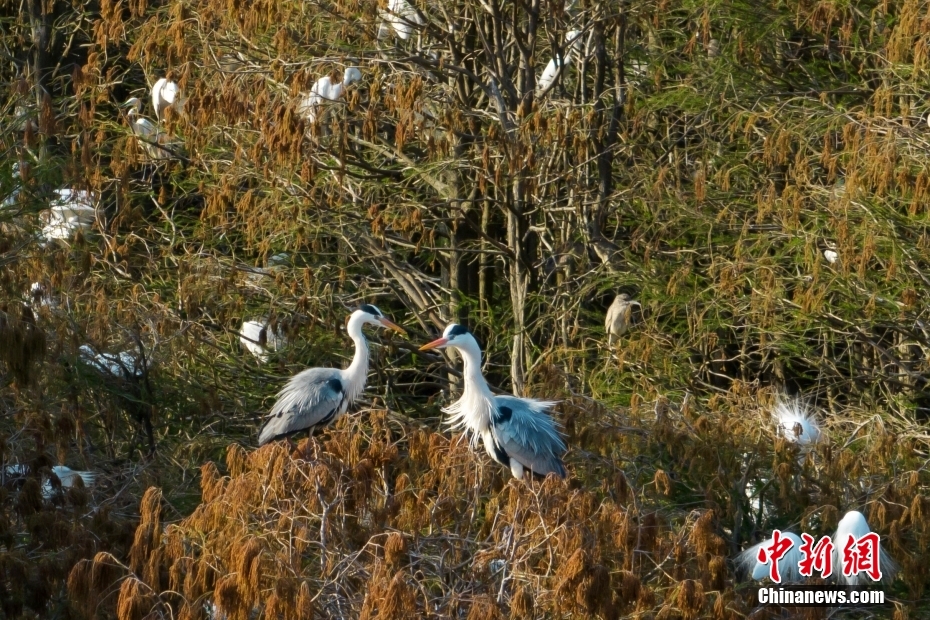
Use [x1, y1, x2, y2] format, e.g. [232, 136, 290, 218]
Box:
[419, 324, 567, 480]
[258, 305, 406, 446]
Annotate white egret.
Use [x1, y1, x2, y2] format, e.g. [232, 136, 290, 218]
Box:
[122, 97, 171, 159]
[773, 399, 822, 451]
[4, 464, 97, 498]
[419, 324, 567, 480]
[3, 163, 21, 209]
[537, 30, 583, 92]
[79, 345, 144, 380]
[151, 78, 182, 121]
[832, 511, 897, 585]
[258, 305, 406, 446]
[239, 318, 288, 363]
[605, 293, 641, 346]
[297, 67, 363, 125]
[28, 282, 58, 309]
[39, 189, 96, 244]
[738, 531, 804, 583]
[378, 0, 424, 41]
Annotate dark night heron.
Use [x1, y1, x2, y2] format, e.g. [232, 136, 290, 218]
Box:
[605, 293, 641, 346]
[257, 305, 406, 446]
[419, 324, 567, 480]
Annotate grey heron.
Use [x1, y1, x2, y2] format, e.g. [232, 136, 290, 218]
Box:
[737, 531, 804, 583]
[257, 305, 405, 446]
[537, 30, 583, 93]
[151, 78, 182, 121]
[297, 68, 363, 125]
[418, 324, 567, 480]
[605, 293, 641, 346]
[832, 511, 897, 585]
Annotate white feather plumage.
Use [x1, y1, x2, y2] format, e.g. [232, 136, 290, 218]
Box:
[773, 399, 822, 450]
[738, 531, 805, 583]
[832, 511, 897, 585]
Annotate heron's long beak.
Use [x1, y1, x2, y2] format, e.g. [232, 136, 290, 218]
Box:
[418, 337, 448, 351]
[378, 317, 407, 336]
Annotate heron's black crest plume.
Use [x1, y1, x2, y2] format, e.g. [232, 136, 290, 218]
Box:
[359, 304, 382, 316]
[448, 324, 469, 337]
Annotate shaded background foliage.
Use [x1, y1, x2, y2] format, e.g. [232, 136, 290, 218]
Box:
[2, 0, 930, 617]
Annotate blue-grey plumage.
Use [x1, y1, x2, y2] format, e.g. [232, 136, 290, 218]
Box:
[258, 305, 406, 446]
[419, 324, 567, 479]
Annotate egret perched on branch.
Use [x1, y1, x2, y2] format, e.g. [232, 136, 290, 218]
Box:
[419, 324, 567, 480]
[151, 78, 182, 121]
[737, 531, 804, 584]
[79, 345, 145, 380]
[773, 399, 822, 451]
[4, 464, 97, 498]
[240, 318, 287, 363]
[605, 293, 641, 346]
[39, 189, 96, 244]
[832, 511, 897, 585]
[122, 97, 172, 159]
[378, 0, 424, 41]
[258, 305, 406, 446]
[537, 30, 583, 92]
[297, 67, 363, 125]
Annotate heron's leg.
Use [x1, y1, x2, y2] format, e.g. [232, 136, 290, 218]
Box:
[509, 459, 524, 480]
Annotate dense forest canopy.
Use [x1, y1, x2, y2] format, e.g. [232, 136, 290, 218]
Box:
[2, 0, 930, 617]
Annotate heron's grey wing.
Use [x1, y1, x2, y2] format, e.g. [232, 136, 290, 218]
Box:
[491, 396, 567, 477]
[258, 367, 347, 445]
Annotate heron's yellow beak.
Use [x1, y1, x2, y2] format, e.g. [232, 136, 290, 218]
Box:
[418, 337, 448, 351]
[378, 317, 407, 336]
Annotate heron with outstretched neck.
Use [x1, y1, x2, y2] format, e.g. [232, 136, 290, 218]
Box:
[258, 305, 405, 446]
[419, 324, 567, 480]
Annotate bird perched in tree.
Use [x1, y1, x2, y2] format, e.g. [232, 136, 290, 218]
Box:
[122, 97, 175, 159]
[79, 345, 145, 380]
[538, 30, 583, 92]
[419, 324, 567, 480]
[738, 531, 804, 583]
[773, 398, 822, 451]
[151, 78, 182, 121]
[377, 0, 424, 41]
[832, 511, 897, 585]
[297, 68, 363, 125]
[39, 189, 96, 244]
[258, 305, 406, 446]
[605, 293, 641, 346]
[3, 464, 97, 498]
[240, 318, 288, 363]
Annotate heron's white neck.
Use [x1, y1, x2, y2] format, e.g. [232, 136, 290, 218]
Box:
[444, 339, 495, 447]
[342, 314, 370, 403]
